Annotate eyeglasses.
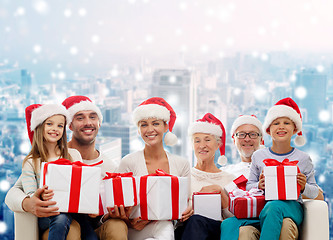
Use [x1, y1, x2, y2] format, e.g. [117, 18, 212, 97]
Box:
[234, 132, 261, 139]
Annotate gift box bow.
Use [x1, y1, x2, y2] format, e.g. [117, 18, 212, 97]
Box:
[103, 172, 138, 207]
[263, 158, 301, 200]
[140, 169, 180, 220]
[229, 188, 265, 218]
[229, 188, 264, 198]
[42, 158, 103, 213]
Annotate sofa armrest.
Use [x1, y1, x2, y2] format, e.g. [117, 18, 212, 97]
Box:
[14, 212, 38, 240]
[300, 199, 329, 240]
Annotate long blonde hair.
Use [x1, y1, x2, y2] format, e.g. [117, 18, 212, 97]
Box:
[23, 116, 72, 172]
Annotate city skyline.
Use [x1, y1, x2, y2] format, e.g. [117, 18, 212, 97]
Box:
[2, 0, 333, 82]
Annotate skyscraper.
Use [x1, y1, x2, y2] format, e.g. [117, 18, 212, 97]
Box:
[151, 69, 196, 160]
[295, 69, 327, 124]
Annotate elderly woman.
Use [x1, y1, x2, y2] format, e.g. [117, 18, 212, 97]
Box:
[175, 113, 235, 240]
[117, 97, 191, 240]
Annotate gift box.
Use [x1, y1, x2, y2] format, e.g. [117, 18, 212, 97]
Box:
[224, 174, 248, 193]
[130, 169, 188, 220]
[229, 188, 266, 219]
[192, 192, 221, 221]
[263, 158, 301, 200]
[40, 159, 101, 214]
[103, 172, 137, 208]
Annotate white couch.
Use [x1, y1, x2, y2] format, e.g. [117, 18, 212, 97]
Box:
[13, 200, 329, 240]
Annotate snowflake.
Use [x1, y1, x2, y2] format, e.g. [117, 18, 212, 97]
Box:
[64, 9, 72, 18]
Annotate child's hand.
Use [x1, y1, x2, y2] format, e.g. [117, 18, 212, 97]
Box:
[297, 172, 307, 192]
[41, 185, 54, 201]
[258, 172, 265, 190]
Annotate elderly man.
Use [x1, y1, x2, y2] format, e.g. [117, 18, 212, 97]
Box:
[5, 95, 128, 239]
[222, 115, 299, 240]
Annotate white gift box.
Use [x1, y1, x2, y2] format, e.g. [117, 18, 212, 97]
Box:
[264, 165, 300, 200]
[103, 176, 137, 208]
[40, 161, 101, 214]
[193, 193, 222, 221]
[130, 175, 188, 220]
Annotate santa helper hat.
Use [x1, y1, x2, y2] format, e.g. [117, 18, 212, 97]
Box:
[62, 95, 103, 124]
[25, 104, 70, 144]
[263, 97, 306, 146]
[188, 113, 227, 165]
[231, 115, 265, 146]
[133, 97, 178, 146]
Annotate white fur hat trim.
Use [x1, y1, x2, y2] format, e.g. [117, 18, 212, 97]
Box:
[188, 121, 222, 137]
[31, 104, 69, 131]
[133, 104, 170, 125]
[67, 101, 103, 124]
[231, 115, 263, 136]
[263, 105, 302, 134]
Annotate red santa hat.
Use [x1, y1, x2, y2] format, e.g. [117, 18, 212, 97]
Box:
[133, 97, 178, 146]
[231, 115, 264, 145]
[62, 95, 103, 124]
[188, 113, 227, 165]
[25, 104, 69, 143]
[263, 97, 306, 146]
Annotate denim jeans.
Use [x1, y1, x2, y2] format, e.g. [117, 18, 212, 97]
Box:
[39, 213, 73, 240]
[39, 213, 98, 240]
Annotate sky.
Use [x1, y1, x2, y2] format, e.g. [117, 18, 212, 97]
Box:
[1, 0, 333, 81]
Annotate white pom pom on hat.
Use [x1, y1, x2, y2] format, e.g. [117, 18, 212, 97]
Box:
[188, 113, 227, 165]
[133, 97, 178, 146]
[263, 97, 306, 146]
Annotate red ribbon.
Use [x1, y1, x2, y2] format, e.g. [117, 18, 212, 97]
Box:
[263, 158, 301, 200]
[233, 174, 248, 191]
[140, 169, 179, 220]
[103, 172, 138, 206]
[42, 158, 103, 213]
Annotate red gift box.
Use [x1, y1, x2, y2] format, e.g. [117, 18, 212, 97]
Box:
[229, 188, 266, 219]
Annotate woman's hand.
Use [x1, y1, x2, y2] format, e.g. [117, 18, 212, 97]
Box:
[129, 217, 151, 231]
[199, 184, 222, 193]
[220, 190, 229, 209]
[258, 172, 265, 190]
[297, 172, 307, 192]
[40, 185, 54, 201]
[179, 205, 193, 222]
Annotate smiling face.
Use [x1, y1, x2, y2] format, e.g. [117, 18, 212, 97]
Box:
[234, 124, 261, 161]
[138, 118, 168, 146]
[43, 114, 65, 144]
[69, 110, 100, 145]
[267, 117, 297, 143]
[193, 132, 220, 164]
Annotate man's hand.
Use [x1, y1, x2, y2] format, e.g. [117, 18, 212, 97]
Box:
[22, 186, 59, 217]
[258, 172, 265, 190]
[102, 205, 132, 223]
[179, 205, 193, 222]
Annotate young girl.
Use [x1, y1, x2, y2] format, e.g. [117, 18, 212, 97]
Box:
[117, 97, 191, 240]
[22, 103, 93, 240]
